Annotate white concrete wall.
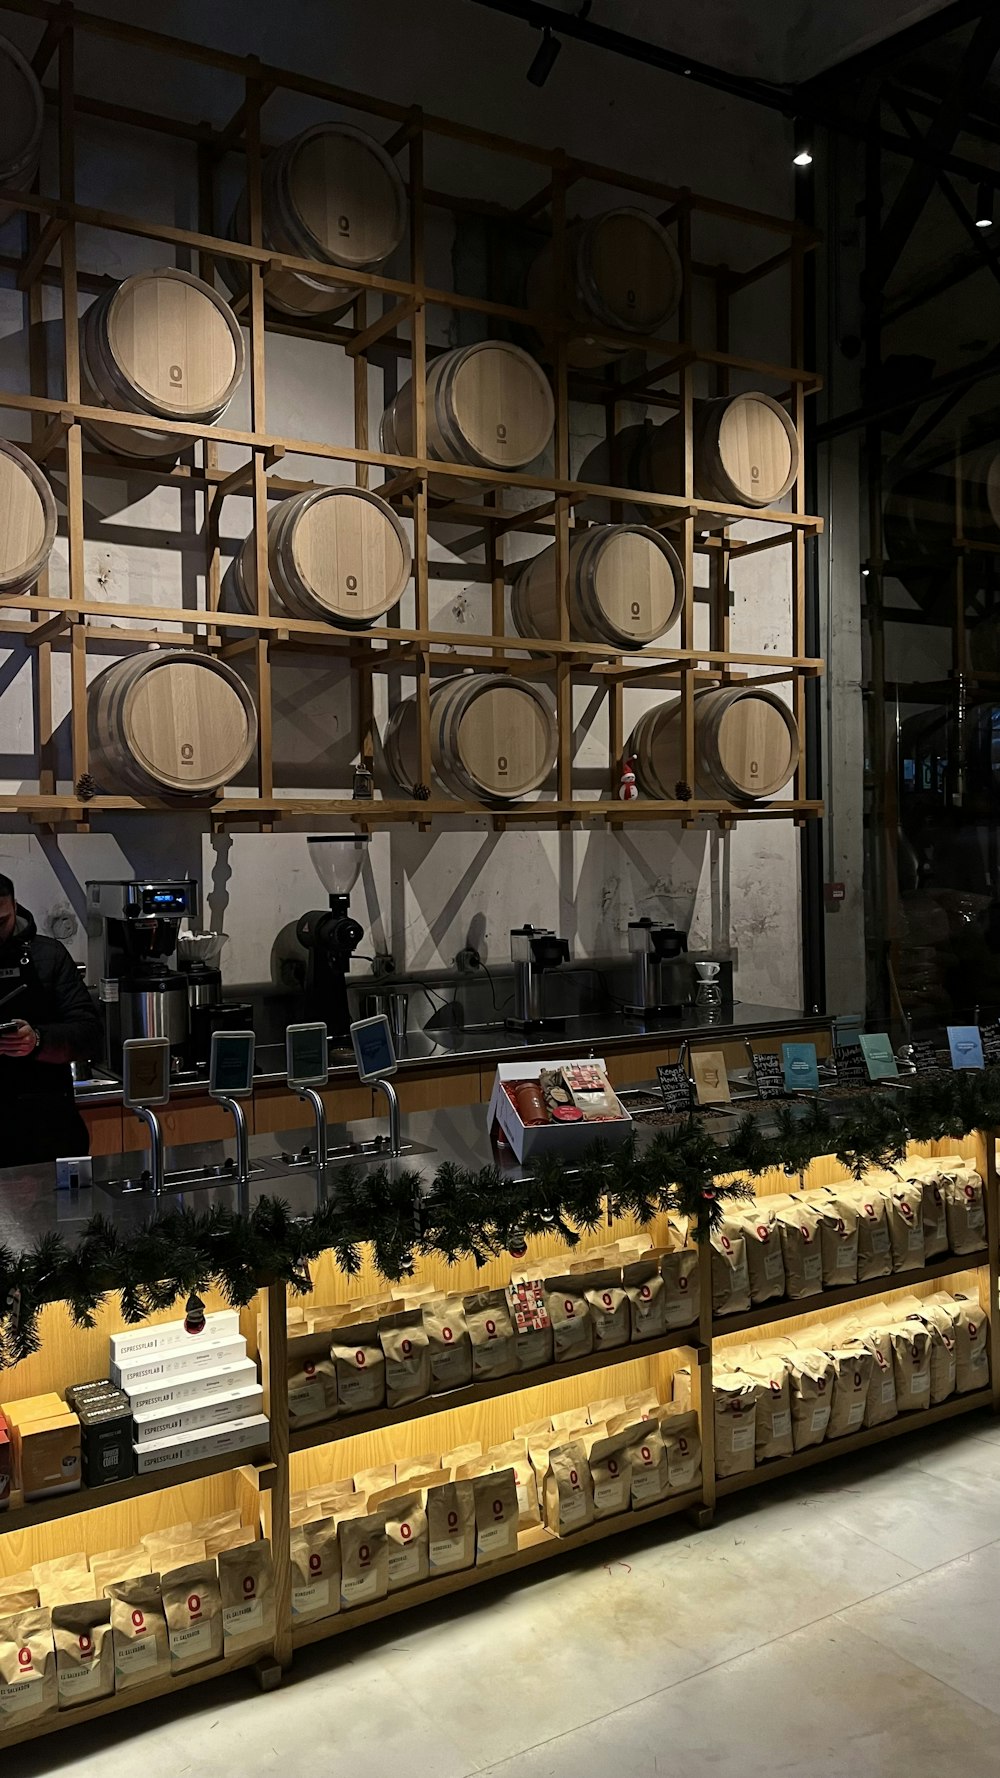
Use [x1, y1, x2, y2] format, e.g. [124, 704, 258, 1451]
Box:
[0, 0, 808, 1008]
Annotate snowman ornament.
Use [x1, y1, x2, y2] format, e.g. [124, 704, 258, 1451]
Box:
[618, 754, 639, 801]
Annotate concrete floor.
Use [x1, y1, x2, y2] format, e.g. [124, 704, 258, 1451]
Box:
[18, 1413, 1000, 1778]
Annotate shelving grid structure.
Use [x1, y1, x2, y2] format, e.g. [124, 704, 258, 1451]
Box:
[0, 1130, 996, 1748]
[0, 0, 823, 833]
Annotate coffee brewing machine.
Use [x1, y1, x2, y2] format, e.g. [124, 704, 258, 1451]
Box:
[87, 880, 198, 1070]
[506, 924, 570, 1032]
[296, 836, 369, 1040]
[626, 917, 689, 1018]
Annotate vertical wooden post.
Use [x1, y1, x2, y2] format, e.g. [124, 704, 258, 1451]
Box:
[58, 25, 87, 793]
[244, 77, 274, 815]
[408, 117, 431, 794]
[261, 1277, 292, 1667]
[979, 1130, 1000, 1412]
[353, 290, 370, 491]
[198, 137, 222, 630]
[552, 158, 572, 811]
[26, 196, 54, 795]
[487, 491, 506, 656]
[790, 232, 807, 805]
[954, 452, 967, 680]
[695, 1247, 716, 1524]
[677, 194, 695, 809]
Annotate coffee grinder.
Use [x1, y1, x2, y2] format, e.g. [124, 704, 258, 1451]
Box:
[506, 924, 570, 1032]
[626, 917, 688, 1018]
[87, 880, 197, 1070]
[176, 931, 252, 1069]
[296, 836, 368, 1040]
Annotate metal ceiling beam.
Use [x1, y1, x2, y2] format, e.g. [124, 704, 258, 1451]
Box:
[817, 344, 1000, 442]
[883, 239, 989, 323]
[800, 0, 990, 91]
[875, 7, 1000, 285]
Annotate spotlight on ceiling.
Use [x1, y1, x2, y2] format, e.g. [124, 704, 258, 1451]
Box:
[793, 117, 813, 168]
[527, 25, 561, 87]
[976, 181, 994, 228]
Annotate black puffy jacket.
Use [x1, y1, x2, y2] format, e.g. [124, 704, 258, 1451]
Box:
[0, 906, 104, 1164]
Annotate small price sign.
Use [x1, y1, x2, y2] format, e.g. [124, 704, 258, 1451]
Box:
[980, 1025, 1000, 1067]
[752, 1053, 785, 1099]
[657, 1063, 692, 1114]
[833, 1044, 869, 1090]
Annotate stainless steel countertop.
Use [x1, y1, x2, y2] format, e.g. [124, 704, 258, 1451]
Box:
[74, 1004, 830, 1103]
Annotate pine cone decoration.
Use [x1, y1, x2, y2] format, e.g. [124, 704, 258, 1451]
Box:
[412, 783, 431, 801]
[674, 780, 693, 801]
[76, 773, 96, 801]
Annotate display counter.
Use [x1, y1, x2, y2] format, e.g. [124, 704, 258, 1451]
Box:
[73, 1003, 834, 1155]
[0, 1082, 996, 1750]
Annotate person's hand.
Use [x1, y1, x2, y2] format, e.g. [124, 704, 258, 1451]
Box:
[0, 1021, 39, 1057]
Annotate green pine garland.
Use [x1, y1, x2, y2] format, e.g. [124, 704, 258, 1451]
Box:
[1, 1069, 996, 1369]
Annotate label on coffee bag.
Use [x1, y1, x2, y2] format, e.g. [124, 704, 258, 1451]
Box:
[882, 1378, 896, 1405]
[593, 1480, 625, 1513]
[388, 1544, 422, 1585]
[430, 1535, 465, 1567]
[342, 1569, 380, 1605]
[476, 1521, 511, 1556]
[847, 1402, 865, 1428]
[871, 1226, 890, 1253]
[668, 1456, 697, 1489]
[911, 1374, 930, 1395]
[289, 1381, 327, 1417]
[58, 1662, 103, 1702]
[731, 1427, 754, 1452]
[810, 1406, 831, 1434]
[0, 1678, 42, 1714]
[223, 1599, 263, 1636]
[835, 1247, 854, 1268]
[771, 1411, 791, 1439]
[170, 1622, 213, 1659]
[764, 1249, 785, 1280]
[115, 1636, 158, 1674]
[292, 1580, 330, 1617]
[803, 1253, 822, 1282]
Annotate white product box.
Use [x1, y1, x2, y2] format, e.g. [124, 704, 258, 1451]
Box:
[133, 1413, 270, 1474]
[488, 1059, 633, 1162]
[113, 1334, 247, 1391]
[123, 1357, 258, 1415]
[132, 1384, 264, 1445]
[110, 1309, 240, 1369]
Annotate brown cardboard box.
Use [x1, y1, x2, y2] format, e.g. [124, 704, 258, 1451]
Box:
[14, 1414, 81, 1501]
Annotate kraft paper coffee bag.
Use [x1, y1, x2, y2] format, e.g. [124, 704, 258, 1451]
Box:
[52, 1599, 113, 1709]
[827, 1344, 874, 1439]
[786, 1349, 834, 1450]
[380, 1308, 432, 1409]
[952, 1295, 990, 1393]
[711, 1227, 751, 1317]
[290, 1518, 340, 1625]
[840, 1186, 892, 1281]
[856, 1310, 899, 1427]
[543, 1441, 594, 1535]
[338, 1513, 388, 1609]
[217, 1541, 275, 1654]
[713, 1370, 757, 1477]
[487, 1440, 541, 1528]
[731, 1207, 786, 1304]
[423, 1296, 474, 1393]
[910, 1166, 949, 1260]
[616, 1418, 670, 1509]
[887, 1181, 925, 1272]
[473, 1468, 519, 1564]
[507, 1277, 554, 1371]
[660, 1243, 701, 1328]
[579, 1268, 630, 1351]
[623, 1251, 668, 1340]
[818, 1195, 859, 1288]
[161, 1559, 223, 1673]
[944, 1167, 987, 1253]
[544, 1275, 594, 1362]
[0, 1607, 57, 1723]
[736, 1355, 793, 1461]
[373, 1488, 429, 1591]
[287, 1330, 338, 1428]
[774, 1197, 824, 1300]
[331, 1319, 386, 1415]
[587, 1432, 632, 1518]
[464, 1290, 518, 1379]
[426, 1479, 476, 1575]
[109, 1575, 170, 1692]
[912, 1301, 957, 1403]
[890, 1320, 932, 1413]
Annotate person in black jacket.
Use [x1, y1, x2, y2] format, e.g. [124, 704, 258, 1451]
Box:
[0, 874, 104, 1166]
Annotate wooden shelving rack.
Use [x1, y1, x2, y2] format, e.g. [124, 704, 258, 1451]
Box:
[0, 0, 823, 832]
[0, 1133, 996, 1748]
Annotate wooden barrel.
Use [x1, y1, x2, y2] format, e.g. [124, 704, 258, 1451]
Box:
[225, 486, 411, 628]
[632, 394, 799, 514]
[0, 36, 43, 226]
[0, 439, 57, 593]
[381, 342, 555, 492]
[384, 674, 557, 803]
[222, 123, 407, 317]
[512, 524, 683, 648]
[527, 208, 682, 368]
[628, 686, 800, 804]
[88, 652, 258, 799]
[80, 268, 245, 461]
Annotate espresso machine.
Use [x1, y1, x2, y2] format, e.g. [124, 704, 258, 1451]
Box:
[626, 917, 689, 1018]
[296, 836, 368, 1040]
[506, 924, 570, 1033]
[87, 880, 197, 1070]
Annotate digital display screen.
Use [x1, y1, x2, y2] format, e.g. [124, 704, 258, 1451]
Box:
[351, 1016, 396, 1082]
[210, 1032, 254, 1097]
[287, 1023, 329, 1087]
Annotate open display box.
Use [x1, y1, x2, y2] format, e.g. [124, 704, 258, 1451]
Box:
[488, 1059, 634, 1161]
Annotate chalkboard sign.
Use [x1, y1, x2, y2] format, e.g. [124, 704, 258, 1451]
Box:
[909, 1039, 944, 1076]
[752, 1052, 785, 1099]
[981, 1025, 1000, 1067]
[657, 1063, 692, 1114]
[833, 1044, 869, 1090]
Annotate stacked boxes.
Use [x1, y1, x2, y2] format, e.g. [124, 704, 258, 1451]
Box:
[111, 1311, 267, 1475]
[3, 1395, 82, 1501]
[65, 1383, 134, 1486]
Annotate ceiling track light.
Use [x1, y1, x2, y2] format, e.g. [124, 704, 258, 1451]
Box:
[527, 24, 561, 86]
[976, 181, 994, 228]
[792, 116, 813, 169]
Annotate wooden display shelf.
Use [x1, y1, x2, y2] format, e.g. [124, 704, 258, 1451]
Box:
[711, 1249, 989, 1340]
[289, 1327, 703, 1456]
[0, 1640, 272, 1750]
[292, 1486, 704, 1650]
[715, 1388, 993, 1497]
[0, 1452, 274, 1536]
